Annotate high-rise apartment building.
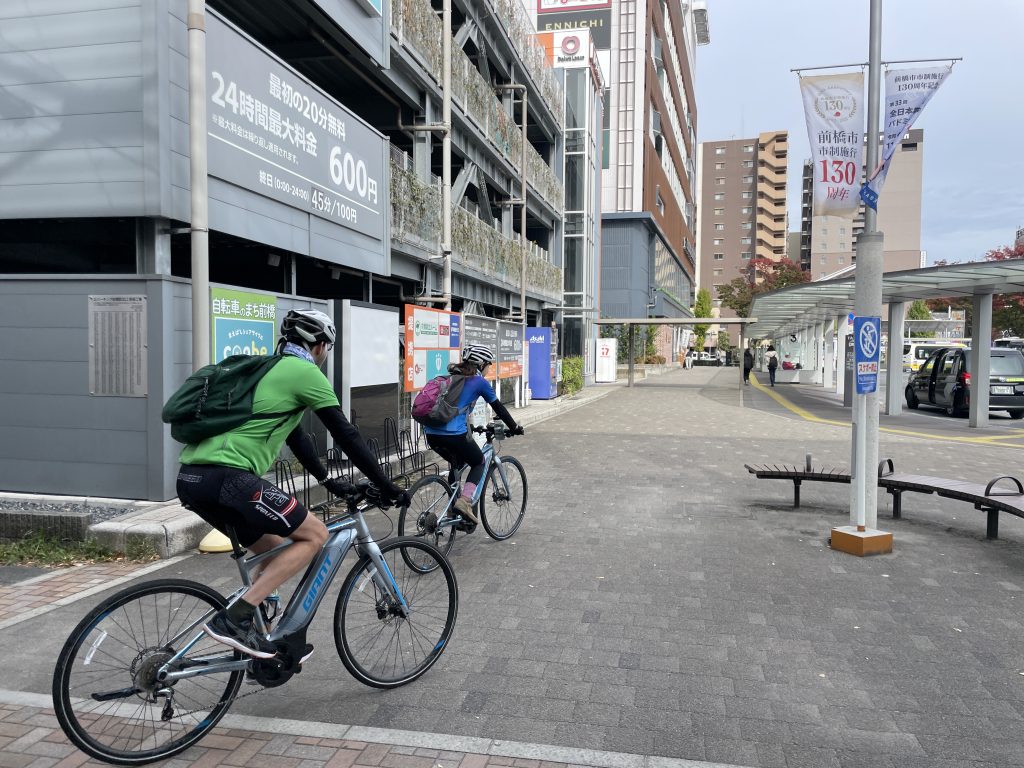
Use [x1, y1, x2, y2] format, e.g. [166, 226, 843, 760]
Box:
[802, 129, 925, 280]
[696, 131, 788, 343]
[596, 0, 708, 321]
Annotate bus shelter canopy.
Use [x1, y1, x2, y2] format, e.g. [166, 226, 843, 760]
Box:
[747, 258, 1024, 339]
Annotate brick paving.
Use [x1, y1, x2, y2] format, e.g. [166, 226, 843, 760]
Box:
[1, 700, 612, 768]
[0, 558, 187, 629]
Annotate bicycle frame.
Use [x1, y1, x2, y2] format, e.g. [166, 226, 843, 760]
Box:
[431, 431, 514, 529]
[158, 504, 407, 684]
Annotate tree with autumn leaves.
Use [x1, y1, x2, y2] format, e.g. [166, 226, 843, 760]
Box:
[927, 243, 1024, 340]
[715, 257, 810, 318]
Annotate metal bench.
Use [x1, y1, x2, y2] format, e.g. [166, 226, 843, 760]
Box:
[878, 458, 1024, 540]
[744, 457, 851, 508]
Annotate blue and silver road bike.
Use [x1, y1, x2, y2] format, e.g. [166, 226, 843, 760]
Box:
[52, 480, 457, 765]
[399, 421, 527, 568]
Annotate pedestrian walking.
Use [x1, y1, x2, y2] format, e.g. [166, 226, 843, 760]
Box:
[765, 344, 778, 387]
[685, 348, 694, 370]
[743, 347, 754, 384]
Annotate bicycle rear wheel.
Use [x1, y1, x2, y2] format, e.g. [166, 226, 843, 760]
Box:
[479, 455, 528, 540]
[334, 537, 457, 689]
[398, 474, 455, 572]
[52, 579, 243, 765]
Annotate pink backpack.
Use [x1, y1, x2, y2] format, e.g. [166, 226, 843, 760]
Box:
[411, 375, 469, 427]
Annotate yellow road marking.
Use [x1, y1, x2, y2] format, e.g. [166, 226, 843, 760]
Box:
[748, 373, 1024, 448]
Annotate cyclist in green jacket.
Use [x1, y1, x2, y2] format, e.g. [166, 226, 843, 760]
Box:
[177, 309, 408, 659]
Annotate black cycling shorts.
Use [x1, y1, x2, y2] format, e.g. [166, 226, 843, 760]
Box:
[176, 464, 308, 546]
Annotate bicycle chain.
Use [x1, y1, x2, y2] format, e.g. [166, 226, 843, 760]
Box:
[166, 677, 267, 721]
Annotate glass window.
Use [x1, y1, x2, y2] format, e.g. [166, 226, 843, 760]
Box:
[713, 268, 723, 276]
[714, 208, 724, 216]
[714, 223, 724, 231]
[715, 147, 726, 155]
[565, 69, 588, 130]
[939, 353, 957, 377]
[742, 160, 753, 168]
[919, 357, 935, 377]
[742, 175, 753, 183]
[715, 177, 726, 185]
[740, 237, 751, 244]
[991, 353, 1024, 376]
[741, 252, 752, 259]
[715, 162, 725, 170]
[713, 192, 724, 200]
[563, 236, 583, 292]
[741, 191, 752, 199]
[713, 239, 723, 245]
[565, 155, 585, 211]
[743, 145, 754, 152]
[741, 222, 752, 230]
[741, 207, 751, 214]
[713, 253, 724, 260]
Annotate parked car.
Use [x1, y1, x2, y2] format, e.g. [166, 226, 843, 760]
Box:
[905, 347, 1024, 418]
[902, 340, 966, 373]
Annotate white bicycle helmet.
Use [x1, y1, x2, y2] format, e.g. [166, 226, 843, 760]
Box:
[462, 344, 495, 367]
[281, 309, 336, 346]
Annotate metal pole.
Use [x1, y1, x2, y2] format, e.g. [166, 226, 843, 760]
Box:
[519, 90, 529, 404]
[627, 325, 635, 387]
[187, 0, 210, 369]
[441, 0, 452, 310]
[852, 0, 884, 530]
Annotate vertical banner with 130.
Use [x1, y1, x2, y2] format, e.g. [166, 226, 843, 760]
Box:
[799, 72, 864, 218]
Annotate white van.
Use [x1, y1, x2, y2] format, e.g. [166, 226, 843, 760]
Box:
[902, 340, 965, 373]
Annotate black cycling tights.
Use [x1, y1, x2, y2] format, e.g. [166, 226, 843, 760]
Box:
[425, 432, 485, 486]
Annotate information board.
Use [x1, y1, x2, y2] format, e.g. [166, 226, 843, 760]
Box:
[497, 321, 524, 379]
[403, 305, 460, 391]
[211, 287, 276, 363]
[462, 315, 499, 382]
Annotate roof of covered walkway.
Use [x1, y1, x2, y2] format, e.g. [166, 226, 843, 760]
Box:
[745, 257, 1024, 429]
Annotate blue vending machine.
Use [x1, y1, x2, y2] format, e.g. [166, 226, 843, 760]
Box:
[527, 327, 557, 399]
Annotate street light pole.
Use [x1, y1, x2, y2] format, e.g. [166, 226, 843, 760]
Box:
[187, 0, 210, 369]
[835, 0, 892, 556]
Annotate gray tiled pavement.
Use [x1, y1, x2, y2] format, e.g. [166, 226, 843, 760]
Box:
[5, 366, 1024, 768]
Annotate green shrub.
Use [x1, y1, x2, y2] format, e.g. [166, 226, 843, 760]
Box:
[561, 356, 584, 396]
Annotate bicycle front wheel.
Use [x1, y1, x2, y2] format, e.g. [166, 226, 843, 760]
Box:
[52, 579, 243, 765]
[398, 474, 455, 571]
[334, 536, 457, 689]
[479, 455, 528, 540]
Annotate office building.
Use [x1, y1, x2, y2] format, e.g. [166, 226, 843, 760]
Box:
[596, 0, 708, 328]
[803, 128, 924, 280]
[538, 30, 605, 382]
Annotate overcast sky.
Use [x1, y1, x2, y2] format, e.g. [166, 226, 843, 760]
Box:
[694, 0, 1024, 265]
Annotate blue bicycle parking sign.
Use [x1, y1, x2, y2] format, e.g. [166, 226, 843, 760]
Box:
[853, 316, 881, 394]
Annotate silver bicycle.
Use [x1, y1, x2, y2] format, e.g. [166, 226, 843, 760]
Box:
[52, 480, 457, 765]
[399, 421, 528, 568]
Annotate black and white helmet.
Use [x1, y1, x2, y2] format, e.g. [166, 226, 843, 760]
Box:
[462, 344, 495, 367]
[281, 309, 336, 346]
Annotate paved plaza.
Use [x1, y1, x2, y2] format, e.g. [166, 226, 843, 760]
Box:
[3, 366, 1024, 768]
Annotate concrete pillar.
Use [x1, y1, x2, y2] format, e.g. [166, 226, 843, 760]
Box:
[413, 97, 434, 179]
[969, 293, 993, 428]
[813, 322, 824, 384]
[823, 320, 835, 390]
[136, 218, 172, 275]
[886, 301, 906, 416]
[836, 318, 848, 401]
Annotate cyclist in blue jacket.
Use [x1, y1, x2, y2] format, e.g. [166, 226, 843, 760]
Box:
[423, 344, 523, 527]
